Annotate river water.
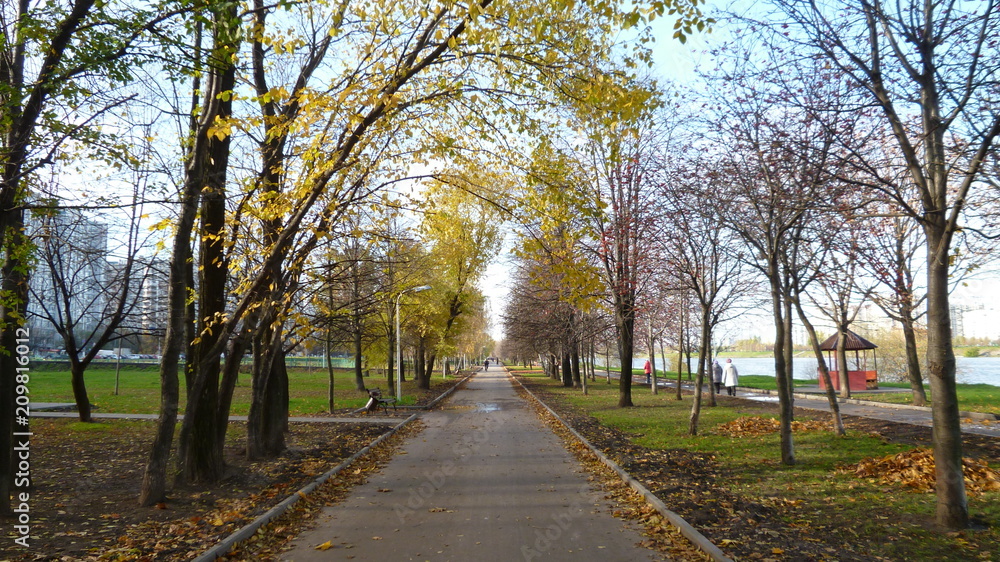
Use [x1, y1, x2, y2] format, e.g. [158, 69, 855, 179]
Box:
[629, 356, 1000, 387]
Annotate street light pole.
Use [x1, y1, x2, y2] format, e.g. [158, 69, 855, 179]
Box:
[396, 285, 431, 402]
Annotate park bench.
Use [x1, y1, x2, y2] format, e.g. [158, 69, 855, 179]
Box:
[365, 388, 397, 414]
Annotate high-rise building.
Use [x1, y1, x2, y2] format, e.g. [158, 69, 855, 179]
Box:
[27, 209, 109, 350]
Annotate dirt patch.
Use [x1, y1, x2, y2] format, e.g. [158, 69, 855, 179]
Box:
[0, 378, 465, 561]
[1, 420, 389, 561]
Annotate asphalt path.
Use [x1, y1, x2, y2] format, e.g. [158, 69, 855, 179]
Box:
[624, 373, 1000, 438]
[739, 390, 1000, 438]
[278, 366, 664, 561]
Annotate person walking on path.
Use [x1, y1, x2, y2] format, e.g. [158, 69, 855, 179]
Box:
[643, 358, 652, 384]
[483, 358, 489, 370]
[712, 360, 723, 394]
[723, 358, 739, 396]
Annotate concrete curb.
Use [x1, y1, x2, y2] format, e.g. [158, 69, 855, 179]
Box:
[193, 413, 420, 561]
[738, 386, 1000, 422]
[509, 372, 732, 562]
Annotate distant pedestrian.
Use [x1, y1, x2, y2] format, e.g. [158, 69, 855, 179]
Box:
[484, 359, 489, 371]
[723, 358, 739, 396]
[712, 360, 723, 394]
[643, 359, 652, 384]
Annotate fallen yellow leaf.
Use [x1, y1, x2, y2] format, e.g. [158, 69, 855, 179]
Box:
[315, 541, 333, 551]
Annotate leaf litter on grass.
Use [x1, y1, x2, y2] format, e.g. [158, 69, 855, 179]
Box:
[839, 447, 1000, 495]
[713, 415, 831, 438]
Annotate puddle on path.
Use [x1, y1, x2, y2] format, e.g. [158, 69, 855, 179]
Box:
[441, 402, 502, 412]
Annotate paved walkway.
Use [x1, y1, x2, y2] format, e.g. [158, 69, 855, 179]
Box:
[630, 375, 1000, 438]
[739, 390, 1000, 438]
[279, 366, 664, 561]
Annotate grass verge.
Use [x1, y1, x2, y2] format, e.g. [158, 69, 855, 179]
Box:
[513, 369, 1000, 561]
[28, 366, 459, 416]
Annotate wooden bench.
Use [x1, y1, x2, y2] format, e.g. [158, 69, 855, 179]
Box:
[365, 388, 397, 414]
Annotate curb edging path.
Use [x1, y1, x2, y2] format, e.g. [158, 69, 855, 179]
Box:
[195, 373, 475, 560]
[510, 371, 733, 562]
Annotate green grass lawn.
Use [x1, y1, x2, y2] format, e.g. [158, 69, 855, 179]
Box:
[517, 371, 1000, 561]
[28, 366, 452, 416]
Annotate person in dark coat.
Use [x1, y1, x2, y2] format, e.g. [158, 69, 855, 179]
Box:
[712, 360, 724, 394]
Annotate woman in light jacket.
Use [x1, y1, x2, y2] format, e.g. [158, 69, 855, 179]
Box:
[723, 359, 739, 396]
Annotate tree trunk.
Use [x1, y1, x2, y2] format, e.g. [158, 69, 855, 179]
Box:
[648, 322, 658, 396]
[262, 321, 290, 445]
[925, 228, 968, 529]
[422, 352, 435, 390]
[415, 340, 426, 386]
[587, 340, 597, 382]
[353, 323, 364, 391]
[326, 330, 335, 413]
[617, 309, 635, 407]
[216, 319, 253, 448]
[707, 342, 716, 408]
[177, 353, 224, 485]
[571, 346, 581, 387]
[68, 359, 93, 423]
[771, 272, 795, 466]
[248, 331, 288, 459]
[386, 321, 395, 396]
[658, 338, 669, 398]
[794, 299, 845, 436]
[688, 310, 712, 435]
[175, 166, 228, 486]
[782, 295, 795, 414]
[0, 216, 28, 515]
[901, 313, 927, 406]
[172, 0, 240, 486]
[140, 169, 198, 506]
[561, 350, 573, 387]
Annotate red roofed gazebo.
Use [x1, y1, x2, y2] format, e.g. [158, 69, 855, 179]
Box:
[818, 329, 879, 391]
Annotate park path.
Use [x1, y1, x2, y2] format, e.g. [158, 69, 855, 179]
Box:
[740, 391, 1000, 437]
[623, 373, 1000, 438]
[278, 365, 664, 562]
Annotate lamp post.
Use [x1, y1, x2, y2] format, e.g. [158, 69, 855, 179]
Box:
[396, 285, 431, 402]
